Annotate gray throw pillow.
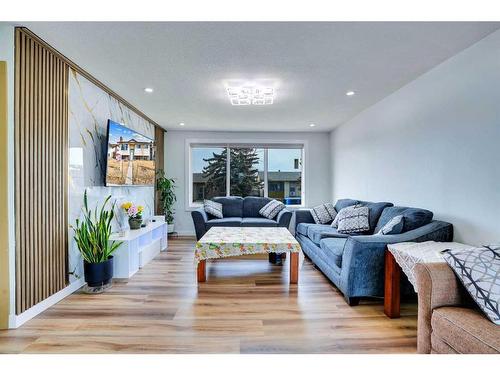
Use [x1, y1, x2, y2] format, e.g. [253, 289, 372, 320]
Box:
[442, 245, 500, 325]
[311, 203, 337, 224]
[377, 215, 404, 235]
[259, 199, 285, 220]
[336, 206, 370, 234]
[204, 199, 223, 219]
[331, 204, 355, 228]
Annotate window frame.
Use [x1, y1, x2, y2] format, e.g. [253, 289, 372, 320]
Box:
[185, 138, 307, 210]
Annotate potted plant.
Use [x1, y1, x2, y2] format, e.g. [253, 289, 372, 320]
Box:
[156, 169, 177, 233]
[121, 202, 144, 230]
[72, 190, 122, 288]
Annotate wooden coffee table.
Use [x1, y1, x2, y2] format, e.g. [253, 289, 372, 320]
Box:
[195, 227, 301, 284]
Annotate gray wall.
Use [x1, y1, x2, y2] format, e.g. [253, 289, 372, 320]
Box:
[331, 29, 500, 245]
[165, 130, 331, 235]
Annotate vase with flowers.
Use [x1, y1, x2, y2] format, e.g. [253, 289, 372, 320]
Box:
[122, 202, 144, 230]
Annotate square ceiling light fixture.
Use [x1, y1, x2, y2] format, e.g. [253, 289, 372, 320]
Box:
[226, 85, 275, 106]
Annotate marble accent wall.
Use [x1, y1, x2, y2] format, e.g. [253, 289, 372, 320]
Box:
[68, 69, 156, 282]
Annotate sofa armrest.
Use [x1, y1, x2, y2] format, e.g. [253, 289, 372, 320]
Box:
[191, 208, 208, 241]
[415, 263, 470, 354]
[294, 209, 315, 227]
[277, 208, 292, 229]
[339, 221, 454, 297]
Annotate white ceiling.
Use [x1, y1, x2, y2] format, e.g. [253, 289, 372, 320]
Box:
[20, 22, 500, 132]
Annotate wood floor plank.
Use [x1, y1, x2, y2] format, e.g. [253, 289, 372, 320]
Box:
[0, 237, 418, 353]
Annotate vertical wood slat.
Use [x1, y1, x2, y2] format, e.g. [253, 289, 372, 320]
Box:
[154, 127, 165, 215]
[14, 29, 69, 314]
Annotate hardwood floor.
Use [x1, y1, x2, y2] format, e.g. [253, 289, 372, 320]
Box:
[0, 237, 418, 353]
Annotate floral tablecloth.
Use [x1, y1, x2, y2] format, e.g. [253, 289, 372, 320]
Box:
[387, 241, 473, 292]
[195, 227, 301, 265]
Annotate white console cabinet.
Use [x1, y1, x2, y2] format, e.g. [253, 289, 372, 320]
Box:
[110, 221, 167, 279]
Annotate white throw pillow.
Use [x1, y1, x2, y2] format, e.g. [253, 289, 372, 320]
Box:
[311, 203, 337, 224]
[336, 206, 370, 234]
[331, 205, 355, 228]
[442, 246, 500, 325]
[204, 199, 223, 219]
[377, 215, 404, 235]
[259, 199, 286, 220]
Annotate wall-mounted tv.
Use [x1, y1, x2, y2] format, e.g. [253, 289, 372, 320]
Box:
[105, 120, 155, 186]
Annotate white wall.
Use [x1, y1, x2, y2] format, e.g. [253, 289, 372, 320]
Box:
[331, 29, 500, 246]
[165, 130, 331, 235]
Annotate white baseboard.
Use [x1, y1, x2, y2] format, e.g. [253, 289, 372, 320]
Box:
[9, 279, 86, 328]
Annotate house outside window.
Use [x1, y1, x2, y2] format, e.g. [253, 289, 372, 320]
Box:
[188, 141, 304, 208]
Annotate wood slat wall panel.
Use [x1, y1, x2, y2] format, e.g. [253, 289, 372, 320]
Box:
[154, 127, 165, 215]
[14, 29, 69, 314]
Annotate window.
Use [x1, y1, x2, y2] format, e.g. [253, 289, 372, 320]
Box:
[268, 148, 302, 205]
[189, 142, 304, 207]
[230, 148, 264, 197]
[121, 144, 128, 151]
[191, 147, 227, 203]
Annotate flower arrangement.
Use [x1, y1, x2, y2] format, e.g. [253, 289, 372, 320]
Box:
[121, 202, 144, 230]
[121, 202, 144, 218]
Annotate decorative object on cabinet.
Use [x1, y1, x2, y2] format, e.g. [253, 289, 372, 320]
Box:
[71, 190, 123, 292]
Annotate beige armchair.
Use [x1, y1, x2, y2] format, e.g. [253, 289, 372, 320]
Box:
[415, 262, 500, 354]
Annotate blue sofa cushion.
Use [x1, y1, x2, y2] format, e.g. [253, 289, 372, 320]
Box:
[296, 222, 314, 236]
[206, 217, 242, 228]
[213, 196, 244, 218]
[357, 201, 393, 233]
[241, 217, 278, 227]
[374, 206, 434, 233]
[307, 224, 350, 245]
[377, 215, 404, 235]
[320, 237, 348, 268]
[334, 198, 359, 212]
[243, 196, 272, 218]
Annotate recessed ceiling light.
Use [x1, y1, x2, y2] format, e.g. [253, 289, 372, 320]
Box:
[226, 85, 275, 106]
[309, 123, 316, 127]
[179, 122, 185, 126]
[144, 87, 154, 93]
[346, 91, 355, 96]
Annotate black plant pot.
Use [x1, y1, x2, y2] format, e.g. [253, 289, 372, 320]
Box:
[84, 256, 114, 287]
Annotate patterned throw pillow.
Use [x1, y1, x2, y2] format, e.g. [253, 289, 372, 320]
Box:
[442, 246, 500, 325]
[377, 215, 404, 235]
[259, 199, 286, 220]
[204, 199, 223, 219]
[331, 204, 355, 228]
[311, 203, 337, 224]
[336, 206, 370, 234]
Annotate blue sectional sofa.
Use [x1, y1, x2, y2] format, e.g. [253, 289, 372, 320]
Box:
[295, 199, 453, 305]
[191, 196, 293, 240]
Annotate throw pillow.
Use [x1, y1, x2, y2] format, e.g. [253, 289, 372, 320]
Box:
[377, 215, 404, 235]
[331, 204, 355, 228]
[204, 199, 223, 219]
[336, 205, 370, 234]
[311, 203, 337, 224]
[259, 199, 286, 220]
[442, 245, 500, 325]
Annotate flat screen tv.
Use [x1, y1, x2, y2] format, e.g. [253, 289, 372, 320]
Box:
[105, 119, 155, 186]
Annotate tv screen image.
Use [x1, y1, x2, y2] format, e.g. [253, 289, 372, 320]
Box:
[105, 120, 155, 186]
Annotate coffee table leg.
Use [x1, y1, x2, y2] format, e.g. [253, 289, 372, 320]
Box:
[197, 260, 206, 282]
[384, 250, 400, 318]
[290, 252, 299, 284]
